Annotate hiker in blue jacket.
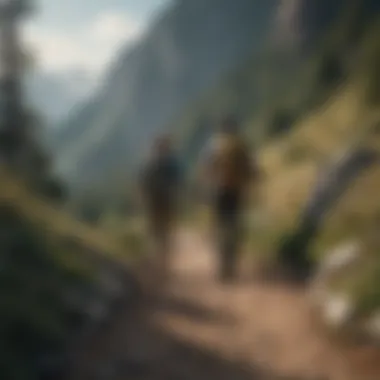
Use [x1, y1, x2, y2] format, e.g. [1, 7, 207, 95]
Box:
[139, 134, 182, 281]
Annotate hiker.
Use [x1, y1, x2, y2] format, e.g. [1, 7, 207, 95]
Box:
[139, 133, 182, 282]
[201, 116, 259, 282]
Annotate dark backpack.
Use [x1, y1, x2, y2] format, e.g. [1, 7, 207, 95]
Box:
[142, 155, 181, 205]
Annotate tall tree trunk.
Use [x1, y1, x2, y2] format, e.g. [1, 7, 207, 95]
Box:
[0, 1, 27, 167]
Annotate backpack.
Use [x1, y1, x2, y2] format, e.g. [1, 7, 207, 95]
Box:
[141, 154, 180, 206]
[211, 134, 251, 190]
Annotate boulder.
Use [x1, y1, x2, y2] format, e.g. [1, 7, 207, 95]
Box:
[309, 240, 380, 345]
[310, 240, 361, 325]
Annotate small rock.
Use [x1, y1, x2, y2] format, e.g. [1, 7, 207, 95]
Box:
[319, 240, 361, 276]
[309, 240, 361, 321]
[322, 293, 354, 327]
[364, 311, 380, 340]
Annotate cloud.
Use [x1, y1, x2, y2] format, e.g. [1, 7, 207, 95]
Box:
[22, 11, 144, 76]
[91, 11, 142, 45]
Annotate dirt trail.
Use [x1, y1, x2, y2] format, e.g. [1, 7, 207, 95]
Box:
[70, 229, 380, 380]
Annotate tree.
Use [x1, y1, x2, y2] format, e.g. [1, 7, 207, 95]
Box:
[0, 0, 33, 166]
[0, 0, 67, 205]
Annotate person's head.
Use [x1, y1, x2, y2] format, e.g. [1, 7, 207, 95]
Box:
[152, 133, 172, 157]
[219, 115, 240, 135]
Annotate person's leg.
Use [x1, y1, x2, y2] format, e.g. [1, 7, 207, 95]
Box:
[160, 212, 172, 280]
[154, 206, 175, 283]
[147, 209, 166, 281]
[222, 191, 242, 281]
[213, 189, 226, 281]
[215, 189, 241, 282]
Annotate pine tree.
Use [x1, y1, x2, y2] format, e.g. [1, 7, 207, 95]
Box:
[0, 0, 33, 167]
[0, 1, 66, 202]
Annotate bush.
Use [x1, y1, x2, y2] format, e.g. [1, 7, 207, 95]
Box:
[276, 221, 318, 281]
[284, 144, 312, 164]
[366, 50, 380, 106]
[78, 203, 103, 225]
[0, 204, 96, 379]
[317, 53, 345, 88]
[353, 261, 380, 316]
[268, 109, 297, 138]
[39, 177, 67, 203]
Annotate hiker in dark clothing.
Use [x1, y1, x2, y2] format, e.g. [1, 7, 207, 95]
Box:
[139, 134, 182, 281]
[202, 116, 259, 282]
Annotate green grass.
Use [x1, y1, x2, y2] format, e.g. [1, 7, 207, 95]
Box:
[246, 11, 380, 278]
[0, 205, 94, 378]
[0, 168, 144, 379]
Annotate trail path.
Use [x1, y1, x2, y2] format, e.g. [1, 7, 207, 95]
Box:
[70, 229, 380, 380]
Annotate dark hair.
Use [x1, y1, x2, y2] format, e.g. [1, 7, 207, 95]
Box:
[220, 115, 240, 134]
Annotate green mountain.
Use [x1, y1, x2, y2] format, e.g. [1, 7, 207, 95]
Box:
[51, 0, 377, 198]
[175, 0, 379, 164]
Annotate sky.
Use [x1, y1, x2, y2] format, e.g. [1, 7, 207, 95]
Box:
[22, 0, 171, 78]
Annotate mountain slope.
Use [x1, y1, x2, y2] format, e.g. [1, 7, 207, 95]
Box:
[174, 0, 380, 169]
[52, 0, 379, 196]
[26, 70, 93, 123]
[52, 0, 280, 190]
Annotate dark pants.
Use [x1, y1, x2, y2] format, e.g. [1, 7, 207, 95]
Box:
[146, 199, 176, 280]
[214, 188, 243, 282]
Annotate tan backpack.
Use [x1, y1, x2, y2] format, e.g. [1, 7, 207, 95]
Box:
[211, 134, 252, 190]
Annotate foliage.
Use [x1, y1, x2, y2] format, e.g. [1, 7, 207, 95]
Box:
[268, 109, 297, 138]
[0, 203, 97, 379]
[246, 10, 380, 284]
[39, 176, 67, 202]
[317, 52, 346, 88]
[0, 3, 142, 378]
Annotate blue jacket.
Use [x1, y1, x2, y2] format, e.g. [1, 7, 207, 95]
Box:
[140, 153, 182, 207]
